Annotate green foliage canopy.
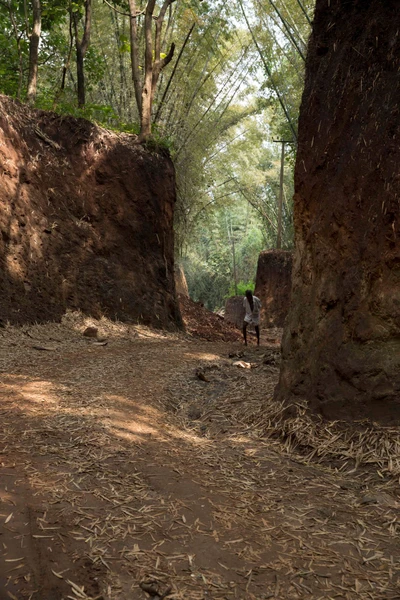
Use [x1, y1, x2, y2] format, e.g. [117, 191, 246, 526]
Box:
[0, 0, 315, 309]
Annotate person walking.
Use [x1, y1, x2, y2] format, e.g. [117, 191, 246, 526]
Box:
[243, 290, 261, 346]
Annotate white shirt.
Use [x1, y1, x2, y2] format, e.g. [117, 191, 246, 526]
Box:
[243, 295, 261, 323]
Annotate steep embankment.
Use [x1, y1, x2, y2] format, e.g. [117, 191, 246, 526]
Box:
[255, 250, 293, 328]
[277, 1, 400, 422]
[0, 96, 181, 328]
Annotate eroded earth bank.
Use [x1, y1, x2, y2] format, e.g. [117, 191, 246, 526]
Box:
[0, 95, 180, 329]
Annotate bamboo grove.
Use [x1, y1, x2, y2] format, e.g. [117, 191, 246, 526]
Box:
[0, 0, 314, 308]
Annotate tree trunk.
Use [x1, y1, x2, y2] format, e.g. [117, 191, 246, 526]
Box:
[8, 3, 24, 99]
[73, 0, 92, 109]
[276, 0, 400, 422]
[26, 0, 42, 104]
[232, 236, 237, 296]
[139, 0, 175, 141]
[276, 141, 285, 249]
[53, 12, 74, 108]
[139, 0, 156, 140]
[128, 0, 142, 116]
[76, 46, 85, 108]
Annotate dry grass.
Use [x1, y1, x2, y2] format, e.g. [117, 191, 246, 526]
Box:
[166, 344, 400, 487]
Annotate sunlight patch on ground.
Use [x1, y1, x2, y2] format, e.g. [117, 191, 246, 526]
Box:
[1, 378, 60, 412]
[109, 417, 210, 447]
[2, 374, 210, 451]
[103, 393, 211, 447]
[61, 310, 179, 341]
[183, 351, 222, 361]
[105, 394, 159, 441]
[19, 380, 59, 406]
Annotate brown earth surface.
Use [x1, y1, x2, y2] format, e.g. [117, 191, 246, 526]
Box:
[1, 314, 400, 600]
[178, 294, 242, 343]
[255, 251, 293, 329]
[277, 0, 400, 420]
[0, 95, 180, 329]
[224, 296, 245, 330]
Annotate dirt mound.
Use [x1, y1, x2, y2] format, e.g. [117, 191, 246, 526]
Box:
[224, 295, 245, 329]
[178, 294, 241, 341]
[276, 1, 400, 422]
[0, 95, 181, 329]
[255, 250, 293, 327]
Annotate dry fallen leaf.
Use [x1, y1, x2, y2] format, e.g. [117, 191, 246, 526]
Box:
[5, 557, 24, 562]
[51, 569, 64, 579]
[232, 360, 251, 369]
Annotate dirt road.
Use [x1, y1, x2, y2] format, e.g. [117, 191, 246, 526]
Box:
[1, 317, 399, 599]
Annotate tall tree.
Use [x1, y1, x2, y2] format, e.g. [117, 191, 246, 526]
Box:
[72, 0, 92, 107]
[138, 0, 176, 139]
[2, 0, 24, 98]
[127, 0, 142, 115]
[26, 0, 42, 104]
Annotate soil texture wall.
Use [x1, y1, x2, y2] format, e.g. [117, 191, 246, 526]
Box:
[276, 0, 400, 422]
[224, 296, 245, 329]
[255, 250, 293, 328]
[0, 96, 181, 328]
